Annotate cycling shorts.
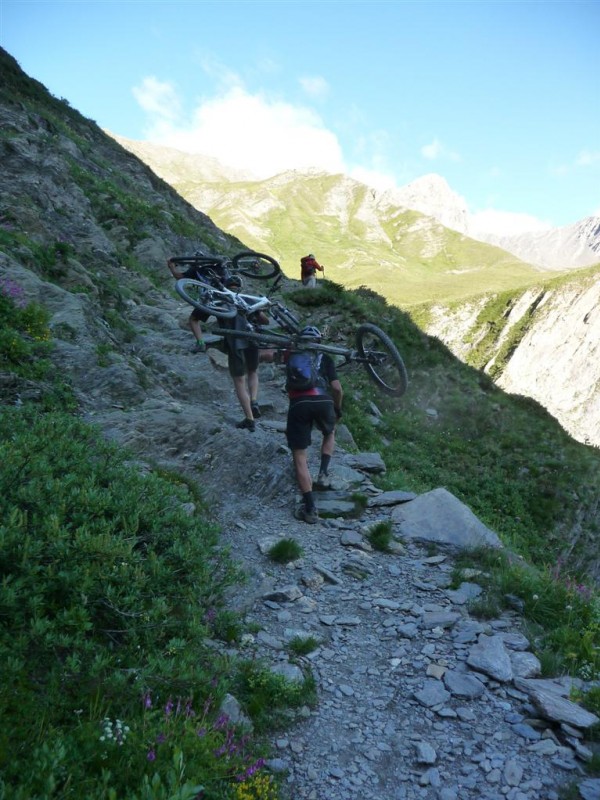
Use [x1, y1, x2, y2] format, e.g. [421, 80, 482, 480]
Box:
[286, 395, 336, 451]
[227, 345, 259, 377]
[191, 307, 210, 322]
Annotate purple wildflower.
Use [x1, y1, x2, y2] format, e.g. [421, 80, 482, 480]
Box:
[214, 712, 229, 729]
[147, 749, 156, 762]
[0, 278, 26, 308]
[185, 699, 195, 718]
[236, 758, 266, 781]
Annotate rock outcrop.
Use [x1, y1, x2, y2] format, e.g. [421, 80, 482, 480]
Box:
[426, 275, 600, 448]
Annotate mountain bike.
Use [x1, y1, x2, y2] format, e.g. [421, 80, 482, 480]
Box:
[169, 250, 281, 282]
[175, 274, 408, 397]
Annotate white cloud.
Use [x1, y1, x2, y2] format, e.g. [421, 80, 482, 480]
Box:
[299, 75, 330, 101]
[132, 77, 181, 122]
[470, 209, 552, 236]
[134, 80, 345, 178]
[198, 56, 243, 92]
[576, 149, 600, 167]
[421, 138, 461, 163]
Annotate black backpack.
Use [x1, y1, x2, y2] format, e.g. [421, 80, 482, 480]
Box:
[286, 351, 324, 391]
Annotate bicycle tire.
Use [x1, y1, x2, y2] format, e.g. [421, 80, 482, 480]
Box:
[175, 279, 237, 320]
[232, 251, 281, 279]
[355, 323, 408, 397]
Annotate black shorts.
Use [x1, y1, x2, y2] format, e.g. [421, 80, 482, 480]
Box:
[227, 345, 259, 378]
[191, 308, 210, 322]
[286, 395, 336, 451]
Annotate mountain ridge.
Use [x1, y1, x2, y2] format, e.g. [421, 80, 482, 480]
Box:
[110, 133, 600, 272]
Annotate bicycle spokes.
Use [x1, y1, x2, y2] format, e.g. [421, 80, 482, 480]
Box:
[355, 323, 408, 397]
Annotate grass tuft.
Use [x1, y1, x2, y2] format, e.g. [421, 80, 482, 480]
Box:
[367, 520, 393, 552]
[268, 538, 304, 563]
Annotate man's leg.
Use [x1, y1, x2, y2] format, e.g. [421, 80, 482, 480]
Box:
[292, 448, 317, 522]
[287, 402, 317, 522]
[247, 369, 261, 417]
[229, 350, 255, 430]
[189, 314, 206, 352]
[320, 431, 335, 471]
[233, 374, 253, 420]
[292, 448, 312, 494]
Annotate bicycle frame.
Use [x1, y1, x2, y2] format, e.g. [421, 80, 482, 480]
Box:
[175, 273, 296, 328]
[207, 324, 358, 365]
[174, 274, 408, 397]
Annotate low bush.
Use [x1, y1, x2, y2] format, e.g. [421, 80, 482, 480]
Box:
[0, 407, 285, 798]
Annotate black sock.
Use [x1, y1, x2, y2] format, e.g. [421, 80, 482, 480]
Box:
[319, 454, 331, 475]
[302, 491, 315, 512]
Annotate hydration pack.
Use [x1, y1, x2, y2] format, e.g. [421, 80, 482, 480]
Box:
[286, 351, 324, 391]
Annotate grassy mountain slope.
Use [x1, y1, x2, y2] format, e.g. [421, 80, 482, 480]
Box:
[112, 135, 558, 307]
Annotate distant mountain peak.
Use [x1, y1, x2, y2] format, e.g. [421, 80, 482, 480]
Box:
[379, 172, 470, 234]
[474, 215, 600, 270]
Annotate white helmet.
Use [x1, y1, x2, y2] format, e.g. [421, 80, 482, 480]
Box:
[300, 325, 322, 340]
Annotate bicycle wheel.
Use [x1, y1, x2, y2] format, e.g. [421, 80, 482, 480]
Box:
[232, 251, 281, 279]
[355, 323, 408, 397]
[175, 279, 237, 319]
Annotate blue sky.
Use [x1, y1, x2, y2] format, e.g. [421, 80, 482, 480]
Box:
[2, 0, 599, 233]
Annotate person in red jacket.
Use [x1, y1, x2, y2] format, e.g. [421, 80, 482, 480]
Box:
[300, 253, 324, 288]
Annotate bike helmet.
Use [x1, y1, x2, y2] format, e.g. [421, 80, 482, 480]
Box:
[300, 325, 322, 340]
[308, 253, 315, 259]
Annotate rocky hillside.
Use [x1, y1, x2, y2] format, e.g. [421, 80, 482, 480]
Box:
[420, 266, 600, 449]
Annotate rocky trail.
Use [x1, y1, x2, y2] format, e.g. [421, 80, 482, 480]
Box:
[139, 334, 600, 800]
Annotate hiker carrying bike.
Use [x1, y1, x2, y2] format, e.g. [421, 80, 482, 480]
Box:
[300, 254, 324, 288]
[220, 276, 269, 433]
[268, 325, 343, 523]
[168, 255, 234, 353]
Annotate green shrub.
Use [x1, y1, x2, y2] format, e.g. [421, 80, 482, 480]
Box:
[0, 276, 52, 368]
[234, 661, 316, 733]
[0, 407, 279, 798]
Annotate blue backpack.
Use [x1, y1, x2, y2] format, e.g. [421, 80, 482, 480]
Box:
[286, 351, 324, 391]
